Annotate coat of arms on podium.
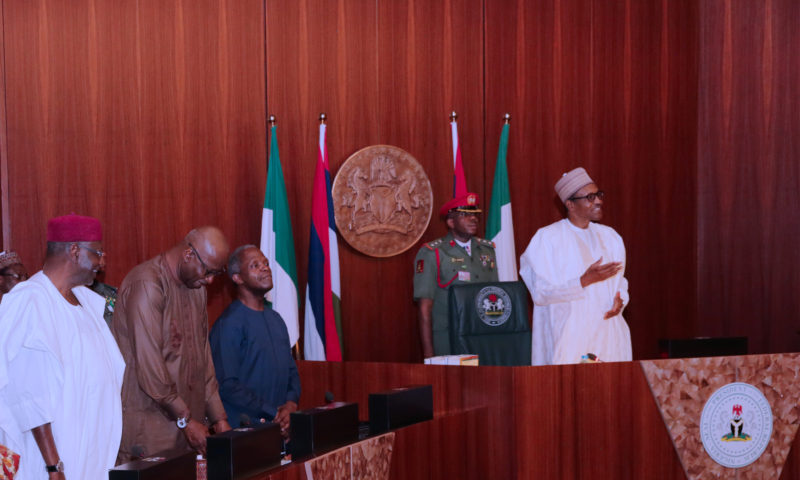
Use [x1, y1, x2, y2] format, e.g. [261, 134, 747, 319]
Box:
[700, 382, 772, 468]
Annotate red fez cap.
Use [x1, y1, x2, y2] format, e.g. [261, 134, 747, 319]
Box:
[439, 192, 481, 218]
[47, 214, 102, 242]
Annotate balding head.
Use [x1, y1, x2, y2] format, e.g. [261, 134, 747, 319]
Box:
[176, 226, 230, 289]
[186, 226, 230, 267]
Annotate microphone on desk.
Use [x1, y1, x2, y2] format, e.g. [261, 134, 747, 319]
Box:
[324, 391, 335, 404]
[239, 413, 252, 427]
[130, 445, 145, 459]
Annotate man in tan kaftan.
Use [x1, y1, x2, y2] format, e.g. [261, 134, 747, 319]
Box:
[112, 226, 232, 462]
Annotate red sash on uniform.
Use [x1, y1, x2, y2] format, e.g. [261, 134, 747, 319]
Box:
[435, 249, 458, 288]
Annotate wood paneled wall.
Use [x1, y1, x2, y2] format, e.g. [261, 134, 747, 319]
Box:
[484, 0, 699, 360]
[265, 0, 700, 361]
[264, 0, 484, 362]
[697, 0, 800, 354]
[0, 0, 267, 315]
[0, 0, 797, 362]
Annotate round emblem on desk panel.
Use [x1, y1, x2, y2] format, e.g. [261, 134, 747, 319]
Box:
[475, 286, 512, 327]
[332, 145, 433, 258]
[700, 382, 773, 468]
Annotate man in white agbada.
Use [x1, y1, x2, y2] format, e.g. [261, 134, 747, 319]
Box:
[520, 168, 631, 365]
[0, 214, 124, 480]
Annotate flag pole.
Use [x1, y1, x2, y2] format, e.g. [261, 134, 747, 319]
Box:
[269, 114, 276, 127]
[503, 113, 511, 124]
[319, 112, 327, 124]
[450, 111, 468, 197]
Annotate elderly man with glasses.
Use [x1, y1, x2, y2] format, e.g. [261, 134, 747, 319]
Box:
[111, 226, 232, 463]
[520, 167, 631, 365]
[0, 214, 124, 479]
[413, 193, 498, 359]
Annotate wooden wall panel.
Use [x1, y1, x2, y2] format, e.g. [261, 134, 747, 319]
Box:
[265, 0, 382, 362]
[265, 0, 483, 361]
[2, 0, 266, 319]
[372, 0, 484, 361]
[1, 0, 797, 361]
[485, 0, 699, 360]
[0, 0, 8, 250]
[697, 0, 800, 354]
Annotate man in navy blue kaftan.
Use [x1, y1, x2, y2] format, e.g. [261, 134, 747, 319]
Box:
[210, 245, 300, 437]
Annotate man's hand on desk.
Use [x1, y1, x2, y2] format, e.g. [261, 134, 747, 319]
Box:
[275, 401, 298, 438]
[182, 419, 210, 455]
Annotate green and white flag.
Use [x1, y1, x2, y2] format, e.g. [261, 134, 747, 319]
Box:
[261, 123, 300, 346]
[486, 121, 518, 281]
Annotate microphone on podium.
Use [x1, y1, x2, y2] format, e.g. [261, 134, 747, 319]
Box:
[130, 445, 145, 459]
[239, 413, 252, 427]
[324, 391, 335, 404]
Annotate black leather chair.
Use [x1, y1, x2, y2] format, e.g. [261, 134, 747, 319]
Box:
[447, 281, 531, 366]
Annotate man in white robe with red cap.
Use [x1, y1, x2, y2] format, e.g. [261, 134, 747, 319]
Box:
[519, 168, 632, 365]
[0, 214, 125, 480]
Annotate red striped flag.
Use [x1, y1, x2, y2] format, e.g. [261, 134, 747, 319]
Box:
[450, 114, 468, 197]
[303, 118, 343, 361]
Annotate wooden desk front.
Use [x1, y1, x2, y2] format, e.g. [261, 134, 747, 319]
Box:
[293, 359, 800, 479]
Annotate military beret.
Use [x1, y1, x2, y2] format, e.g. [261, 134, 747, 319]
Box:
[439, 192, 481, 218]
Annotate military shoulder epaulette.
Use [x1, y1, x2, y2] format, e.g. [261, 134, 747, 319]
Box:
[475, 237, 496, 248]
[424, 238, 444, 250]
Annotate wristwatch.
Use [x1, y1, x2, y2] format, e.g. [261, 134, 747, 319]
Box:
[177, 413, 191, 429]
[45, 460, 64, 473]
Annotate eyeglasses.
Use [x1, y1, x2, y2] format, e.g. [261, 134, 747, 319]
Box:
[569, 191, 605, 203]
[78, 245, 106, 257]
[188, 242, 225, 277]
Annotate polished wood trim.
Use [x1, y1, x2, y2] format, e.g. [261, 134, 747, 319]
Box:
[0, 0, 10, 250]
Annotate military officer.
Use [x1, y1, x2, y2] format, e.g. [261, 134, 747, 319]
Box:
[413, 192, 498, 358]
[90, 280, 118, 326]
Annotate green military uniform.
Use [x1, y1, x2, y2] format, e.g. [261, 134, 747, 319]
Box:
[90, 281, 118, 327]
[413, 231, 498, 355]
